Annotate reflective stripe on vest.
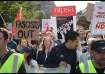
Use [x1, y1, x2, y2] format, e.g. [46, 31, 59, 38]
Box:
[79, 53, 89, 73]
[79, 60, 105, 73]
[12, 54, 19, 73]
[0, 53, 24, 73]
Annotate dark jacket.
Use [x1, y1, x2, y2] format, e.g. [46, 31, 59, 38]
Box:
[36, 51, 50, 65]
[36, 51, 46, 65]
[44, 43, 78, 73]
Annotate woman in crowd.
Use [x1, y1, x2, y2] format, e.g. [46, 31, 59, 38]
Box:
[18, 39, 39, 73]
[23, 46, 39, 73]
[16, 39, 28, 53]
[36, 32, 54, 66]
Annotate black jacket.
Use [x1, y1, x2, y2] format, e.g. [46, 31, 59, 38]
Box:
[36, 51, 46, 65]
[44, 43, 78, 73]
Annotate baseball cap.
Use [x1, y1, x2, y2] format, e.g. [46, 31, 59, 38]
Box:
[22, 47, 32, 53]
[91, 40, 105, 53]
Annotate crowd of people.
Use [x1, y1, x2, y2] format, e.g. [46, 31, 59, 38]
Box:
[0, 15, 105, 73]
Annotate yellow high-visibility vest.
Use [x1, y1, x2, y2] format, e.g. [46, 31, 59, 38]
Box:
[79, 60, 105, 73]
[0, 53, 24, 73]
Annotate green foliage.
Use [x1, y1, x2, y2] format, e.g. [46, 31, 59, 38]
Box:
[22, 1, 45, 20]
[0, 1, 21, 23]
[0, 1, 45, 23]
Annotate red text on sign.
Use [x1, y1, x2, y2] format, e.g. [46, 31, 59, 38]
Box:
[96, 22, 105, 29]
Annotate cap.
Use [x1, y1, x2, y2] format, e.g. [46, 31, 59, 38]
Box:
[22, 47, 32, 53]
[91, 40, 105, 53]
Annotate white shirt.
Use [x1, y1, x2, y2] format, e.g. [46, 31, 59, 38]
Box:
[25, 59, 39, 73]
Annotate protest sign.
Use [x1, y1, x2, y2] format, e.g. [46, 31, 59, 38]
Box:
[52, 6, 76, 17]
[52, 6, 76, 40]
[42, 18, 58, 40]
[15, 20, 40, 40]
[91, 2, 105, 35]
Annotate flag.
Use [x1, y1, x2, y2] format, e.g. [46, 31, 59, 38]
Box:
[12, 6, 23, 36]
[12, 23, 16, 36]
[15, 7, 22, 21]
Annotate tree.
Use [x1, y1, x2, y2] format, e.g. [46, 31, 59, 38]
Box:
[22, 1, 45, 20]
[0, 1, 22, 23]
[0, 1, 45, 23]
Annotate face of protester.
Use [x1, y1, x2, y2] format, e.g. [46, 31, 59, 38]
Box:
[68, 37, 80, 49]
[91, 50, 105, 68]
[21, 39, 28, 47]
[46, 31, 54, 40]
[79, 30, 85, 38]
[43, 36, 52, 49]
[0, 32, 7, 50]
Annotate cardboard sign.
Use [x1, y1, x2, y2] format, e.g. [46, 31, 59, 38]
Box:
[91, 2, 105, 35]
[52, 6, 76, 17]
[15, 20, 40, 40]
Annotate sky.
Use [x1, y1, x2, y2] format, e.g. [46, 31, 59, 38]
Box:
[54, 1, 99, 13]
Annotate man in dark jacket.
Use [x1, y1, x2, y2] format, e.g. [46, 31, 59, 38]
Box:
[44, 31, 80, 73]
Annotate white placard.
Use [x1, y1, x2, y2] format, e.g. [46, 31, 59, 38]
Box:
[42, 18, 58, 40]
[91, 2, 105, 35]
